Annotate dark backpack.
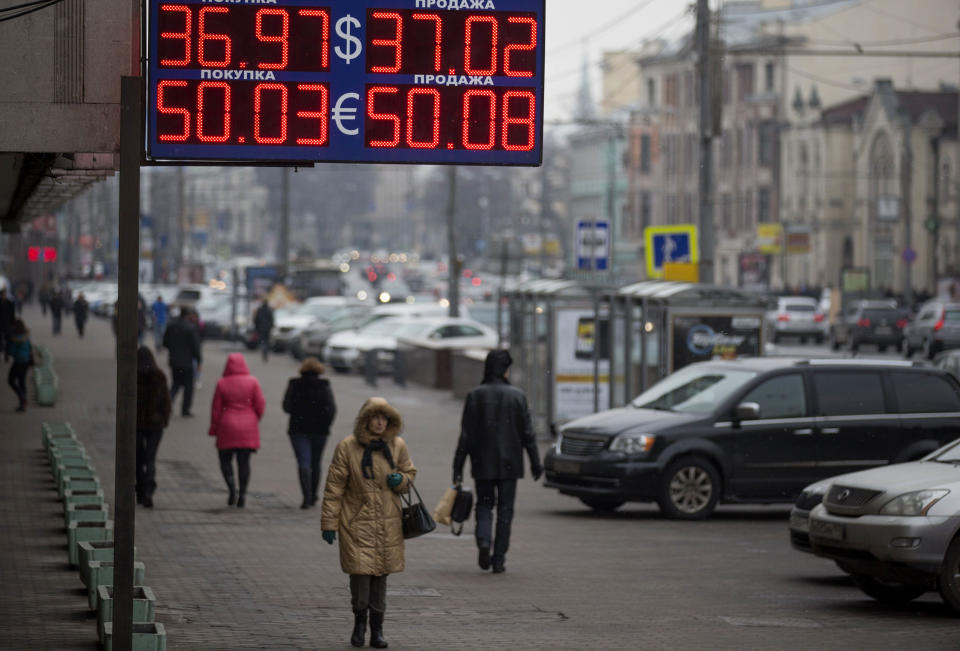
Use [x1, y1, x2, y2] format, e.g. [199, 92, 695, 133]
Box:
[450, 484, 474, 536]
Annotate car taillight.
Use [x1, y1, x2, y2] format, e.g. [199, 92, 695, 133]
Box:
[813, 313, 825, 322]
[896, 319, 908, 329]
[857, 318, 871, 328]
[777, 314, 790, 322]
[935, 319, 945, 331]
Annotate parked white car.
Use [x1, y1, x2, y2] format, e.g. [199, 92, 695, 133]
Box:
[323, 316, 494, 373]
[271, 297, 351, 351]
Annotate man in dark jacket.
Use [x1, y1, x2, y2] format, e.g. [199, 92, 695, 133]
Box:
[163, 307, 202, 417]
[0, 288, 15, 357]
[253, 299, 274, 362]
[453, 350, 542, 573]
[282, 357, 337, 508]
[73, 293, 89, 337]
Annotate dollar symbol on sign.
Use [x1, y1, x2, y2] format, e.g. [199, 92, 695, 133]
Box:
[335, 15, 362, 64]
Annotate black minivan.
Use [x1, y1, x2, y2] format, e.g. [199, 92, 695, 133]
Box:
[543, 358, 960, 519]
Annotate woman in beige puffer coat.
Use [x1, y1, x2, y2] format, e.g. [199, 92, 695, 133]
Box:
[321, 397, 416, 649]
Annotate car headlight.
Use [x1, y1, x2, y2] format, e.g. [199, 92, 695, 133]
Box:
[879, 489, 949, 516]
[609, 433, 655, 455]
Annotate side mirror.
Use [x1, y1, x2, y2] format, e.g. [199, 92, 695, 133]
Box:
[735, 402, 761, 421]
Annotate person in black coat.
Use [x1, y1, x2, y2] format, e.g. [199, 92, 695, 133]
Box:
[162, 307, 202, 417]
[73, 293, 89, 337]
[453, 349, 542, 574]
[0, 288, 15, 355]
[282, 356, 336, 508]
[136, 346, 171, 507]
[253, 299, 274, 362]
[48, 287, 64, 335]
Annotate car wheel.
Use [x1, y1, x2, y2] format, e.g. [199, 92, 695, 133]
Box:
[901, 338, 913, 358]
[848, 337, 859, 353]
[772, 332, 781, 344]
[815, 334, 824, 344]
[800, 336, 808, 344]
[938, 535, 960, 614]
[244, 340, 258, 351]
[657, 457, 721, 520]
[878, 345, 888, 353]
[852, 574, 928, 604]
[578, 497, 626, 512]
[829, 331, 841, 351]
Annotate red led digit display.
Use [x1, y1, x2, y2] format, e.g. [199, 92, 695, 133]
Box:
[364, 84, 536, 151]
[365, 10, 537, 77]
[157, 3, 330, 72]
[156, 80, 331, 147]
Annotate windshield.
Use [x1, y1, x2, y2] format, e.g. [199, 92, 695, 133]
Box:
[360, 319, 407, 336]
[631, 364, 757, 414]
[933, 438, 960, 462]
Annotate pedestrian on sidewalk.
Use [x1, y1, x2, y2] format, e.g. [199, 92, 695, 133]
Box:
[282, 356, 337, 509]
[151, 294, 168, 349]
[321, 397, 416, 649]
[5, 319, 33, 412]
[73, 292, 89, 337]
[136, 346, 171, 508]
[453, 349, 542, 574]
[163, 307, 202, 417]
[49, 287, 64, 335]
[208, 353, 265, 508]
[0, 287, 15, 355]
[253, 299, 274, 362]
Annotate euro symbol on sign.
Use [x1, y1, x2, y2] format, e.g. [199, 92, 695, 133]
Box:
[334, 15, 362, 64]
[333, 93, 360, 136]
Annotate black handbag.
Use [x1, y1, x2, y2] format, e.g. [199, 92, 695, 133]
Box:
[400, 481, 436, 539]
[450, 484, 474, 536]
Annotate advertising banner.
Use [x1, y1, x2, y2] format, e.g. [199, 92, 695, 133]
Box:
[671, 314, 763, 371]
[553, 308, 610, 422]
[756, 224, 783, 254]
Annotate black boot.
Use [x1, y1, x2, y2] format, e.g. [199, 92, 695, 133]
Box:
[225, 476, 237, 506]
[369, 611, 388, 648]
[350, 608, 367, 648]
[298, 468, 312, 509]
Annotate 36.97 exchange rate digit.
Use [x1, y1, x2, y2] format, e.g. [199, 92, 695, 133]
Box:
[158, 4, 330, 72]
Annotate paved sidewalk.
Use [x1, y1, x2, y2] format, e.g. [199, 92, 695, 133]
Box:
[2, 305, 959, 650]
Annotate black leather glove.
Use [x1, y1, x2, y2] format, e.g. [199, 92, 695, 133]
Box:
[531, 463, 543, 481]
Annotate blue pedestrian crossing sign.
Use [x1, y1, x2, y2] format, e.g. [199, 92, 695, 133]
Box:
[644, 225, 699, 279]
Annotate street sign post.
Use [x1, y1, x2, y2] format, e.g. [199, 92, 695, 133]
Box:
[576, 219, 609, 271]
[145, 0, 546, 165]
[644, 225, 699, 279]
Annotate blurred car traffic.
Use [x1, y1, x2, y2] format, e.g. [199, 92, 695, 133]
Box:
[270, 297, 349, 351]
[829, 299, 905, 352]
[902, 300, 960, 359]
[806, 439, 960, 612]
[765, 296, 824, 344]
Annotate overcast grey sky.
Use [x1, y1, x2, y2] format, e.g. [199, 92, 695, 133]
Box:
[543, 0, 697, 123]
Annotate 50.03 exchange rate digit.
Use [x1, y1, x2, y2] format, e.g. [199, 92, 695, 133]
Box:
[156, 80, 330, 147]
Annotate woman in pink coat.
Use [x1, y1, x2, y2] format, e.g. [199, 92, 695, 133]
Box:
[209, 353, 266, 507]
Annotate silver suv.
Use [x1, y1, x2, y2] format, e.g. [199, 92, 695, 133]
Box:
[902, 300, 960, 359]
[765, 296, 824, 344]
[807, 439, 960, 612]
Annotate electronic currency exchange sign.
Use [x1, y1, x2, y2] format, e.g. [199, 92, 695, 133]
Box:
[146, 0, 545, 165]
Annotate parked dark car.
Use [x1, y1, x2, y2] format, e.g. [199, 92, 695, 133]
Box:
[543, 358, 960, 519]
[902, 300, 960, 359]
[829, 300, 906, 352]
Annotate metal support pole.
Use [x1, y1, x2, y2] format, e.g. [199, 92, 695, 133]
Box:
[278, 167, 290, 280]
[640, 297, 648, 392]
[902, 124, 913, 306]
[446, 166, 460, 317]
[696, 0, 715, 284]
[113, 75, 141, 651]
[592, 287, 600, 413]
[230, 267, 239, 341]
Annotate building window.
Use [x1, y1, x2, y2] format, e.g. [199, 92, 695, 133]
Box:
[765, 62, 775, 92]
[640, 192, 652, 229]
[736, 63, 754, 101]
[722, 193, 732, 231]
[758, 123, 775, 168]
[647, 78, 656, 107]
[665, 74, 679, 107]
[757, 187, 771, 222]
[640, 134, 652, 174]
[684, 71, 695, 107]
[745, 189, 754, 229]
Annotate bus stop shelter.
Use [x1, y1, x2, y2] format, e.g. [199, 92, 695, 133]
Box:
[507, 280, 767, 436]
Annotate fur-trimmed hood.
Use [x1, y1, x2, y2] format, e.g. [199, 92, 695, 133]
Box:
[353, 397, 403, 444]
